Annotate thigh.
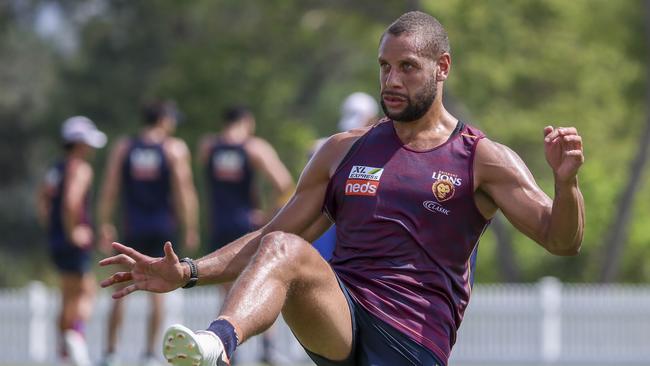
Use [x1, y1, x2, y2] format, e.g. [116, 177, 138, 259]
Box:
[277, 236, 353, 362]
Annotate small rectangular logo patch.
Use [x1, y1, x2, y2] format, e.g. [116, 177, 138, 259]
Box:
[348, 166, 384, 181]
[345, 179, 380, 196]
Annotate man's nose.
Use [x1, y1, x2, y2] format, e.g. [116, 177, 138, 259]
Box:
[384, 69, 403, 90]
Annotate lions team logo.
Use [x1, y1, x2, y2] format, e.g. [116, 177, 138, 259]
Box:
[432, 179, 455, 202]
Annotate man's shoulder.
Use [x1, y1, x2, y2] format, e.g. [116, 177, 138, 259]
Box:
[325, 126, 372, 149]
[66, 158, 93, 181]
[245, 136, 272, 150]
[474, 138, 519, 164]
[163, 137, 190, 160]
[242, 136, 277, 161]
[474, 137, 529, 186]
[310, 128, 372, 176]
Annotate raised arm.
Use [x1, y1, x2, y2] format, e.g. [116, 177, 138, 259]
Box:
[166, 138, 200, 253]
[475, 126, 584, 256]
[100, 131, 363, 298]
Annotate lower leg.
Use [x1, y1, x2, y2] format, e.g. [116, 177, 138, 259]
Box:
[60, 275, 92, 366]
[209, 233, 305, 345]
[78, 274, 96, 326]
[204, 232, 332, 362]
[147, 293, 164, 355]
[164, 232, 352, 365]
[106, 299, 124, 354]
[60, 274, 89, 332]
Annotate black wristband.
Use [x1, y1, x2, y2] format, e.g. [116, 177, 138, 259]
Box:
[179, 257, 198, 289]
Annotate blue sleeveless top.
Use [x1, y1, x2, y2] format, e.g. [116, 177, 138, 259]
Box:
[206, 140, 256, 237]
[121, 137, 176, 238]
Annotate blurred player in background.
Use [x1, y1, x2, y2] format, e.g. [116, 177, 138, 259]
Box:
[197, 105, 293, 364]
[98, 100, 199, 366]
[198, 106, 293, 252]
[311, 92, 379, 260]
[37, 116, 107, 366]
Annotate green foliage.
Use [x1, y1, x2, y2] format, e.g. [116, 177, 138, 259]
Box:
[1, 0, 649, 285]
[425, 0, 648, 281]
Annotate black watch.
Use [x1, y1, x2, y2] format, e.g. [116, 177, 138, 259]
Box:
[179, 257, 198, 289]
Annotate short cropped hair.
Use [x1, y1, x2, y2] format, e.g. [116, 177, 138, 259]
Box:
[381, 11, 450, 59]
[223, 105, 252, 125]
[142, 100, 178, 125]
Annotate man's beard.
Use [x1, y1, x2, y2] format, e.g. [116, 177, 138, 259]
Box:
[381, 76, 437, 122]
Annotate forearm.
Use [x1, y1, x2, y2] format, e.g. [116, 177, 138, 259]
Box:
[192, 230, 263, 285]
[63, 191, 85, 238]
[183, 188, 199, 234]
[98, 184, 117, 227]
[544, 178, 585, 255]
[63, 207, 80, 238]
[190, 211, 328, 285]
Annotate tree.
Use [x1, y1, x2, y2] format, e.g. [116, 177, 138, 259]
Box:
[598, 0, 650, 282]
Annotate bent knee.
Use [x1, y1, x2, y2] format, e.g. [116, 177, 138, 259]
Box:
[258, 231, 313, 264]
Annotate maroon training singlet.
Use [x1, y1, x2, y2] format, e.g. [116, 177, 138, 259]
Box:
[324, 119, 490, 363]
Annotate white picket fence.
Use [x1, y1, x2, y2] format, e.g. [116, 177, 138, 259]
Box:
[1, 278, 650, 365]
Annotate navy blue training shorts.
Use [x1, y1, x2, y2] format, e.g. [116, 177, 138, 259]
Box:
[50, 244, 91, 275]
[302, 278, 444, 366]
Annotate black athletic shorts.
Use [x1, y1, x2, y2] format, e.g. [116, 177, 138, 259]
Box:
[302, 277, 445, 366]
[50, 244, 91, 275]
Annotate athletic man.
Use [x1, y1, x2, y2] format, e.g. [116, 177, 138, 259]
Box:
[198, 105, 293, 252]
[37, 116, 106, 366]
[100, 12, 585, 366]
[98, 100, 199, 366]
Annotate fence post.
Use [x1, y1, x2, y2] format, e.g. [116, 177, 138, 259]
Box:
[27, 281, 48, 363]
[539, 276, 562, 364]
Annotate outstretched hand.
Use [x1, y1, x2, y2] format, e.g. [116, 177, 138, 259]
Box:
[544, 126, 584, 185]
[99, 241, 187, 299]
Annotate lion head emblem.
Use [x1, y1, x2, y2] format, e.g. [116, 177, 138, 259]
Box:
[432, 180, 455, 202]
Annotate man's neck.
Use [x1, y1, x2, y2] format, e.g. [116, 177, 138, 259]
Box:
[65, 151, 85, 161]
[220, 124, 250, 144]
[393, 100, 458, 150]
[140, 125, 169, 143]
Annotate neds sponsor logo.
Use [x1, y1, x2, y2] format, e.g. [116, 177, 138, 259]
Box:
[345, 166, 383, 196]
[345, 179, 379, 196]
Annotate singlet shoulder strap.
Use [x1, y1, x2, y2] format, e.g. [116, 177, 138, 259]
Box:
[329, 124, 379, 179]
[452, 120, 465, 136]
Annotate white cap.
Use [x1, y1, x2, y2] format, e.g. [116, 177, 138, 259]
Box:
[61, 116, 107, 148]
[338, 92, 379, 132]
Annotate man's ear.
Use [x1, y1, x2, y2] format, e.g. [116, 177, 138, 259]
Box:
[436, 52, 451, 81]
